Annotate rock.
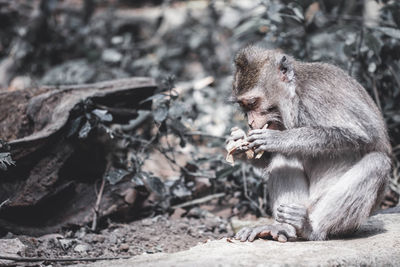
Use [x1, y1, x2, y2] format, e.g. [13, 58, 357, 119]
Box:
[0, 238, 27, 265]
[59, 239, 76, 250]
[109, 233, 119, 245]
[75, 213, 400, 267]
[8, 76, 32, 91]
[74, 244, 90, 253]
[119, 243, 130, 252]
[40, 59, 95, 85]
[102, 49, 123, 63]
[123, 188, 137, 204]
[141, 218, 153, 226]
[91, 234, 106, 243]
[171, 207, 186, 219]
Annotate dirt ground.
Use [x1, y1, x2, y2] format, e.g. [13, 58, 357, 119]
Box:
[3, 208, 234, 266]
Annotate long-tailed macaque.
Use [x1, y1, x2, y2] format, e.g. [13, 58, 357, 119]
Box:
[227, 46, 391, 242]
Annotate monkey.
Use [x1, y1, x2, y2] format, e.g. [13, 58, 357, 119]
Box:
[227, 45, 391, 242]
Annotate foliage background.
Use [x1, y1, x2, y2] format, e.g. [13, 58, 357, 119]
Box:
[0, 0, 399, 218]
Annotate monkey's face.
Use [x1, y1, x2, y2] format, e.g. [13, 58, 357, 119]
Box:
[235, 88, 282, 130]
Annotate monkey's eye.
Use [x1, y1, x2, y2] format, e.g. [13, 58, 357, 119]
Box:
[281, 67, 287, 74]
[262, 106, 278, 115]
[247, 102, 257, 109]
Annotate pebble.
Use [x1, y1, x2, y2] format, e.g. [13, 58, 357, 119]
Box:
[119, 243, 130, 252]
[102, 49, 122, 63]
[59, 239, 75, 250]
[141, 218, 153, 226]
[74, 244, 90, 253]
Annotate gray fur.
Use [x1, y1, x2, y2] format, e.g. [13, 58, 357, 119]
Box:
[231, 46, 391, 241]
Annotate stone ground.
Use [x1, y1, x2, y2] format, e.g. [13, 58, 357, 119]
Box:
[0, 211, 233, 266]
[76, 211, 400, 267]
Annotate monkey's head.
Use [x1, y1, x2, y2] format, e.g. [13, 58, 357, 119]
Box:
[232, 46, 297, 130]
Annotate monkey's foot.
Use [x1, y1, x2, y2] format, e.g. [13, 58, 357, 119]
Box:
[234, 223, 296, 242]
[276, 203, 311, 238]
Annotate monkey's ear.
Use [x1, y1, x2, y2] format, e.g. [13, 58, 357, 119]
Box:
[278, 55, 295, 83]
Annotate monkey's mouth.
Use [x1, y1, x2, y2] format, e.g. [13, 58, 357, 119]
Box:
[265, 120, 284, 131]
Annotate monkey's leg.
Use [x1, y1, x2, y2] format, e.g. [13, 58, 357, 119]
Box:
[235, 155, 309, 242]
[282, 152, 390, 241]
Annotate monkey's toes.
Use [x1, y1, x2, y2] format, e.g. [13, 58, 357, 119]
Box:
[234, 227, 252, 242]
[235, 225, 290, 242]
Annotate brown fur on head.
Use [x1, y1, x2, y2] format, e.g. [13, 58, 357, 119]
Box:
[233, 46, 269, 96]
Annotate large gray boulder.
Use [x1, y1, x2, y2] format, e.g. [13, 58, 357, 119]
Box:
[79, 211, 400, 266]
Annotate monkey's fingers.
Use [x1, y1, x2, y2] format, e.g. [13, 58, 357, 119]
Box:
[248, 140, 270, 154]
[230, 129, 247, 141]
[276, 227, 297, 241]
[277, 234, 288, 242]
[253, 145, 270, 154]
[248, 139, 266, 148]
[235, 227, 252, 242]
[247, 129, 268, 138]
[234, 229, 242, 239]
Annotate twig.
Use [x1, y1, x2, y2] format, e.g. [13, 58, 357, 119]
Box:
[371, 77, 382, 112]
[0, 255, 131, 263]
[155, 145, 180, 173]
[241, 165, 266, 216]
[172, 193, 225, 209]
[0, 198, 9, 209]
[118, 111, 151, 132]
[388, 64, 400, 93]
[91, 177, 106, 231]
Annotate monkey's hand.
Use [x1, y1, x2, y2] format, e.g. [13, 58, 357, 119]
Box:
[234, 223, 297, 242]
[247, 129, 281, 153]
[225, 127, 252, 164]
[276, 203, 312, 239]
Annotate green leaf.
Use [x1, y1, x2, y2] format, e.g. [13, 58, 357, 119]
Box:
[143, 175, 166, 197]
[0, 152, 15, 171]
[78, 120, 92, 139]
[92, 109, 113, 122]
[376, 26, 400, 39]
[292, 7, 304, 21]
[106, 168, 130, 185]
[153, 103, 169, 123]
[364, 31, 383, 55]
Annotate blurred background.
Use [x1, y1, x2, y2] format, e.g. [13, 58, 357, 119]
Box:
[0, 0, 399, 261]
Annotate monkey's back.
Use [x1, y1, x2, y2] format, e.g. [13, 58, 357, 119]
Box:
[295, 61, 391, 155]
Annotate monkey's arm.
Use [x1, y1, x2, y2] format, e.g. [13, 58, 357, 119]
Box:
[248, 126, 375, 156]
